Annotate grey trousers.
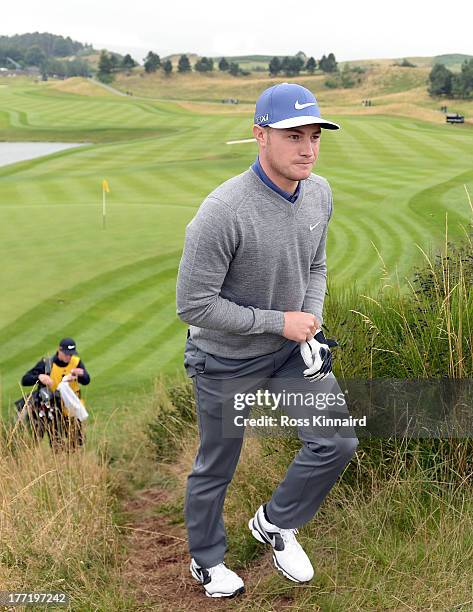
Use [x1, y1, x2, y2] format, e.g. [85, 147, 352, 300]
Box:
[183, 336, 359, 568]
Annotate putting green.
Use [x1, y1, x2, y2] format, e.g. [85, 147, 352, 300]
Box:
[0, 79, 472, 418]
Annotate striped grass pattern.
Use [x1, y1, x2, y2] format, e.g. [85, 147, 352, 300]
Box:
[0, 79, 472, 419]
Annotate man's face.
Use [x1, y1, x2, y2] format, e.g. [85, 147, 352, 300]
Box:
[57, 349, 72, 363]
[253, 123, 322, 183]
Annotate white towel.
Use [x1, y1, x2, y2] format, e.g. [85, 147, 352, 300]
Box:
[57, 380, 89, 421]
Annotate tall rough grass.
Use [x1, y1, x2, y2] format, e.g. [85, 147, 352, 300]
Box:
[325, 206, 473, 483]
[147, 200, 473, 609]
[0, 421, 135, 610]
[330, 229, 473, 380]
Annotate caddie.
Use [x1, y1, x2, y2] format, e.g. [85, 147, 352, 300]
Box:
[20, 337, 90, 449]
[176, 82, 359, 598]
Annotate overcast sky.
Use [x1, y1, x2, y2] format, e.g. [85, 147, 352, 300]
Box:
[4, 0, 472, 63]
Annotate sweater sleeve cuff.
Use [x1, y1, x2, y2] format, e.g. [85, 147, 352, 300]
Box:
[262, 310, 285, 335]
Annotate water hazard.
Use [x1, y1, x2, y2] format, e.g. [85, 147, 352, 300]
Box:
[0, 142, 87, 168]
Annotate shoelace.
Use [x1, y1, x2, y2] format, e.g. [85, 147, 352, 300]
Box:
[208, 562, 230, 578]
[279, 527, 299, 545]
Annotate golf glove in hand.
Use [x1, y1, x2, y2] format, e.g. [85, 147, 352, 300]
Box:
[300, 329, 338, 381]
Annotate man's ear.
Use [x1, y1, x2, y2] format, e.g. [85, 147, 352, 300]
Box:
[253, 124, 266, 147]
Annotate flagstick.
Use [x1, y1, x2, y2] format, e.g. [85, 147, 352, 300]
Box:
[102, 188, 106, 230]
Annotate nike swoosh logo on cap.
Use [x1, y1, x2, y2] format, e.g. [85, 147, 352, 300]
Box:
[295, 101, 316, 110]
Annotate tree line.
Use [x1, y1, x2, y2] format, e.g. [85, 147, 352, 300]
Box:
[0, 32, 93, 78]
[142, 53, 250, 76]
[0, 32, 91, 60]
[428, 59, 473, 99]
[97, 51, 252, 81]
[269, 53, 337, 76]
[0, 34, 342, 84]
[97, 51, 138, 82]
[98, 50, 339, 82]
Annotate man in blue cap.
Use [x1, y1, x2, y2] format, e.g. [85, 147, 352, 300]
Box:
[176, 83, 358, 598]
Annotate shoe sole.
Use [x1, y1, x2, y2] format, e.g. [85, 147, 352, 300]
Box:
[272, 553, 306, 583]
[190, 564, 245, 598]
[248, 517, 310, 584]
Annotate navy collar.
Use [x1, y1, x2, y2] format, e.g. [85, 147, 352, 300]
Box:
[251, 156, 300, 203]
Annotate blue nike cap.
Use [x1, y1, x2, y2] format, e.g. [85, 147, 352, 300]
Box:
[254, 83, 340, 130]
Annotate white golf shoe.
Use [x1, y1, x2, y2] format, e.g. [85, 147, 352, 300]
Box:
[248, 504, 314, 583]
[190, 558, 245, 598]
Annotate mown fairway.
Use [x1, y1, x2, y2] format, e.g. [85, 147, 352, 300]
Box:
[0, 78, 472, 419]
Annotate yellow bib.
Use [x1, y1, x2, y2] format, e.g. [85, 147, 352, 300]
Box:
[50, 355, 84, 416]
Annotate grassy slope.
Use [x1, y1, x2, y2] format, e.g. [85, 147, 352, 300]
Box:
[433, 53, 473, 71]
[1, 67, 472, 610]
[112, 64, 473, 125]
[0, 74, 472, 425]
[112, 65, 431, 103]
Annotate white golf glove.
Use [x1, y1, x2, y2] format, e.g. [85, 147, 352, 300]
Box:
[300, 329, 338, 381]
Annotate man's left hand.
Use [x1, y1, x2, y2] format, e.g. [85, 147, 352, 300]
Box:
[70, 368, 84, 377]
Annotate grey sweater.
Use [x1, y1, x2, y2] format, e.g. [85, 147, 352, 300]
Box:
[176, 167, 332, 358]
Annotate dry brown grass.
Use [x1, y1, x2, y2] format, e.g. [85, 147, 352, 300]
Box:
[50, 63, 473, 127]
[47, 76, 114, 97]
[114, 70, 327, 102]
[110, 64, 471, 126]
[0, 421, 131, 608]
[114, 64, 426, 101]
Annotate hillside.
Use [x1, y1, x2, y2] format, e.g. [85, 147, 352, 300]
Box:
[108, 63, 473, 126]
[354, 53, 473, 71]
[434, 53, 473, 71]
[113, 63, 428, 101]
[1, 54, 473, 611]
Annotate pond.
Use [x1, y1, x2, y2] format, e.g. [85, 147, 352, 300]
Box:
[0, 142, 87, 168]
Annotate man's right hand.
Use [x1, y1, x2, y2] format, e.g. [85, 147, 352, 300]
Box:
[38, 374, 53, 387]
[283, 312, 319, 343]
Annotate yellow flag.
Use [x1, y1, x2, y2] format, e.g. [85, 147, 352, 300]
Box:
[102, 179, 110, 193]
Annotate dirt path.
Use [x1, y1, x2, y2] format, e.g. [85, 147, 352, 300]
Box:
[121, 485, 296, 611]
[89, 78, 128, 96]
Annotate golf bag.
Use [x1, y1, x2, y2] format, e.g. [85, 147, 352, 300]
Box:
[15, 358, 84, 451]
